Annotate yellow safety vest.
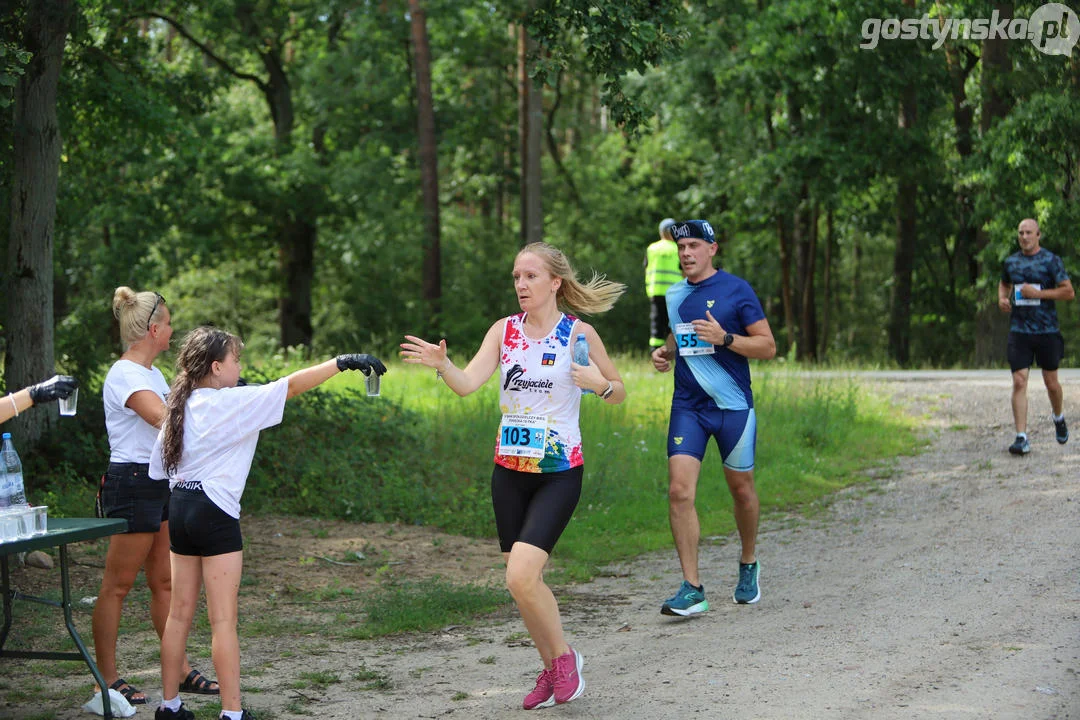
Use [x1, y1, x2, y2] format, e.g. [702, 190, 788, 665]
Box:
[645, 239, 681, 297]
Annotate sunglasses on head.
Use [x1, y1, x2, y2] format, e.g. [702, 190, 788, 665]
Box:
[146, 293, 165, 332]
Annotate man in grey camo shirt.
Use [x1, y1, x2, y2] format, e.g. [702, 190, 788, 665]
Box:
[997, 218, 1075, 455]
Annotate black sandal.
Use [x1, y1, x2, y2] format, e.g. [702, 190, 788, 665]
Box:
[109, 678, 148, 705]
[179, 667, 220, 695]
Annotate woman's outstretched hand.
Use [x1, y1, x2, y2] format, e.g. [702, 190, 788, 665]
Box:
[336, 354, 387, 376]
[400, 335, 448, 371]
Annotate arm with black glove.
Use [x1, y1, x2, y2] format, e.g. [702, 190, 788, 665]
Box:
[285, 355, 388, 400]
[336, 354, 387, 376]
[1, 375, 79, 424]
[29, 375, 79, 404]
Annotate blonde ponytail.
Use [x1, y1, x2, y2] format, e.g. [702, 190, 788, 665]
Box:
[518, 242, 626, 316]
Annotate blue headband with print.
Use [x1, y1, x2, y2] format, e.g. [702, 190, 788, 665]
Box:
[671, 220, 715, 244]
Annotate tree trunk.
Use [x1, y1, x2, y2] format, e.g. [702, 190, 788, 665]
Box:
[944, 44, 978, 286]
[5, 0, 72, 445]
[973, 3, 1014, 365]
[891, 180, 917, 366]
[820, 208, 834, 360]
[776, 216, 795, 354]
[889, 75, 918, 367]
[260, 48, 318, 351]
[848, 232, 861, 348]
[517, 6, 542, 246]
[409, 0, 442, 328]
[794, 193, 817, 362]
[278, 218, 315, 350]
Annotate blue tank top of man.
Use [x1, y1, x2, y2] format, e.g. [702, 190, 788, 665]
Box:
[666, 270, 767, 411]
[1001, 248, 1070, 334]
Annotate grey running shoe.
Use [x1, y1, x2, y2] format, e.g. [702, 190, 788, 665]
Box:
[1054, 417, 1069, 444]
[1008, 435, 1031, 455]
[733, 561, 761, 604]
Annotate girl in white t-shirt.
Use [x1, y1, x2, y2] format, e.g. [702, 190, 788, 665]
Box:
[150, 325, 386, 720]
[400, 242, 626, 710]
[92, 287, 219, 707]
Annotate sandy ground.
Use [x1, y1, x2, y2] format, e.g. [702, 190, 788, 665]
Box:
[3, 376, 1078, 719]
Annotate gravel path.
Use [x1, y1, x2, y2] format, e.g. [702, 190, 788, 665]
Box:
[321, 377, 1078, 720]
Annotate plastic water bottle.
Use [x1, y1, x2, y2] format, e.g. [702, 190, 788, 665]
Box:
[1, 433, 28, 508]
[0, 447, 8, 511]
[572, 334, 593, 394]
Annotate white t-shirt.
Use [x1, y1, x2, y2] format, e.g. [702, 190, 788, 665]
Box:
[103, 359, 170, 464]
[150, 378, 288, 519]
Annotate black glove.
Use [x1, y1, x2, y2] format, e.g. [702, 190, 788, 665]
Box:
[336, 354, 387, 376]
[28, 375, 78, 404]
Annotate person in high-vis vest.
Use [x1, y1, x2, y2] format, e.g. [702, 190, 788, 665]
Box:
[645, 218, 682, 349]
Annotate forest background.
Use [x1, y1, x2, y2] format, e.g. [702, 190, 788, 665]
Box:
[2, 0, 1079, 453]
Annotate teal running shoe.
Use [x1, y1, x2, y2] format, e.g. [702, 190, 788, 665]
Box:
[733, 561, 761, 604]
[660, 580, 708, 616]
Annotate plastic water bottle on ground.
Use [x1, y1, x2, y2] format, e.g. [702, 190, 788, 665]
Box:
[573, 334, 593, 394]
[1, 433, 28, 508]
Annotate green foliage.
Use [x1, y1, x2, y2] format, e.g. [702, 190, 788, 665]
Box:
[236, 365, 488, 531]
[528, 0, 688, 130]
[13, 0, 1080, 412]
[0, 39, 31, 109]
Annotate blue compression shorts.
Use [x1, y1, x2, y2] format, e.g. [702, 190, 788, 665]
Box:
[667, 407, 756, 471]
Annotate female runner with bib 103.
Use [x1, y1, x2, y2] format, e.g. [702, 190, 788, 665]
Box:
[401, 242, 626, 711]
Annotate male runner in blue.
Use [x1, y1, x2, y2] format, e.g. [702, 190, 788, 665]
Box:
[651, 220, 776, 613]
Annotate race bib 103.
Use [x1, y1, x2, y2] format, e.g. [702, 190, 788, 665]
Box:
[498, 413, 548, 458]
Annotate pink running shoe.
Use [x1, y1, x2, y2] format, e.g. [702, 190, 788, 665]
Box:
[552, 647, 584, 704]
[523, 667, 555, 710]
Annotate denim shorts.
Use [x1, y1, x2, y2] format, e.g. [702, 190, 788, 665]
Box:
[97, 462, 170, 534]
[169, 485, 243, 557]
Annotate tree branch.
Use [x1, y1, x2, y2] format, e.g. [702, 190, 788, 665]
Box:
[141, 12, 268, 92]
[544, 69, 585, 210]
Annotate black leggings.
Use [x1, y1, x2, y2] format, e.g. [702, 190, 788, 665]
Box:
[491, 464, 583, 554]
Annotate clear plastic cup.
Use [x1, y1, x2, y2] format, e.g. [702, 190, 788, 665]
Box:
[15, 508, 34, 539]
[0, 511, 16, 543]
[31, 506, 47, 535]
[365, 371, 381, 397]
[59, 387, 78, 416]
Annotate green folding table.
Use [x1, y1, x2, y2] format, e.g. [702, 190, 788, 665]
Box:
[0, 517, 128, 719]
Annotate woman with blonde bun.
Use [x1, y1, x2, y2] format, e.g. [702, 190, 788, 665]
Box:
[91, 287, 218, 707]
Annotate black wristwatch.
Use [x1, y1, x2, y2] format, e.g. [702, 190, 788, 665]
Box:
[722, 333, 734, 348]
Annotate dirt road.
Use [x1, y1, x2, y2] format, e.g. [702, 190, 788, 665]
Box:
[5, 377, 1078, 719]
[320, 377, 1078, 720]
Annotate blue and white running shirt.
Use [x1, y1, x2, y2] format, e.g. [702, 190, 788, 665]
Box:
[665, 270, 767, 411]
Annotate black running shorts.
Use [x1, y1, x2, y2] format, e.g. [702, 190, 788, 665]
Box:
[490, 464, 583, 554]
[168, 485, 243, 557]
[1007, 331, 1065, 373]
